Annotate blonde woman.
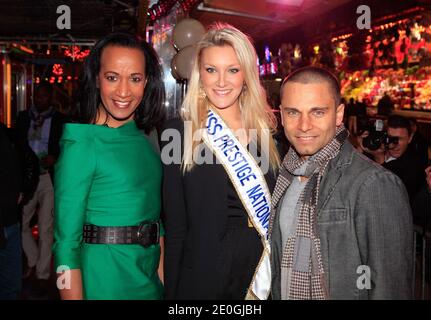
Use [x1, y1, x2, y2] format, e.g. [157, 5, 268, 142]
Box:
[161, 23, 280, 300]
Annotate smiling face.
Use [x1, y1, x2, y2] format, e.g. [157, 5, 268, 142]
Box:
[97, 45, 146, 127]
[280, 81, 344, 160]
[199, 45, 244, 112]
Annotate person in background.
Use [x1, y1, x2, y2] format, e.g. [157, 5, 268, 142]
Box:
[377, 92, 394, 116]
[355, 98, 368, 133]
[4, 127, 40, 219]
[16, 82, 68, 293]
[354, 125, 386, 165]
[383, 115, 426, 203]
[345, 97, 357, 134]
[0, 123, 23, 300]
[0, 123, 39, 299]
[162, 23, 280, 300]
[53, 33, 166, 300]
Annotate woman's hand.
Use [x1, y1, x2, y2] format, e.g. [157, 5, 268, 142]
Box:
[57, 268, 84, 300]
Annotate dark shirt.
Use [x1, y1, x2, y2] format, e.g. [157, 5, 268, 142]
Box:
[408, 131, 429, 168]
[220, 179, 263, 299]
[383, 150, 426, 203]
[377, 95, 394, 116]
[412, 185, 431, 230]
[355, 102, 367, 117]
[162, 118, 277, 299]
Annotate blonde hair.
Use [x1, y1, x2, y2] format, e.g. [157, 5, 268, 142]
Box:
[181, 23, 280, 172]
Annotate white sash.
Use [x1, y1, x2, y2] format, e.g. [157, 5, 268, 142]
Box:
[202, 109, 272, 300]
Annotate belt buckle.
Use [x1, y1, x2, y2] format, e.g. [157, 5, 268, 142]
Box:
[137, 221, 159, 248]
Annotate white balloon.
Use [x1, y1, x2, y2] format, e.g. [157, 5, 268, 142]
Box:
[170, 54, 181, 80]
[175, 45, 197, 80]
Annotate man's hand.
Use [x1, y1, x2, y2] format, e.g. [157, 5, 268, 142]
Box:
[356, 131, 385, 164]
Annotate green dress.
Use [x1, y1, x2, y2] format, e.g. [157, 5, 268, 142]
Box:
[53, 121, 164, 300]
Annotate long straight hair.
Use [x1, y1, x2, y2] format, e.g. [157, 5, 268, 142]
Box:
[181, 23, 280, 172]
[75, 32, 165, 134]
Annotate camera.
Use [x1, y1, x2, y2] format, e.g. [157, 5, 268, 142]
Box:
[361, 119, 399, 151]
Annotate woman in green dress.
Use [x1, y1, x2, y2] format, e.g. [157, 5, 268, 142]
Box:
[53, 33, 166, 300]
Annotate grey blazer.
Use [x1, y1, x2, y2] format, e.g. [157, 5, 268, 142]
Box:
[271, 141, 414, 300]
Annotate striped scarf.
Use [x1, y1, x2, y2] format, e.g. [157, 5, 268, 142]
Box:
[28, 106, 55, 140]
[269, 125, 348, 299]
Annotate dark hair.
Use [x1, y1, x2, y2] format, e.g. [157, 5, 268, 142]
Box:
[387, 115, 412, 135]
[75, 32, 165, 134]
[280, 66, 341, 106]
[35, 81, 54, 97]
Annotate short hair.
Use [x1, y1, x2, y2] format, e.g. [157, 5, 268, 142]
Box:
[387, 115, 412, 135]
[75, 32, 165, 133]
[280, 66, 341, 106]
[35, 82, 53, 97]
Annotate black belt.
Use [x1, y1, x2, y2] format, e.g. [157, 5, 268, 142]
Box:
[83, 221, 160, 247]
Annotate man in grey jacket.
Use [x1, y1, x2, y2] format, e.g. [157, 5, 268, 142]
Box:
[270, 66, 413, 300]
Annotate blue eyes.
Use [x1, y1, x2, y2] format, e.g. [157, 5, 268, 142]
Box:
[312, 110, 325, 117]
[286, 110, 299, 117]
[284, 110, 326, 117]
